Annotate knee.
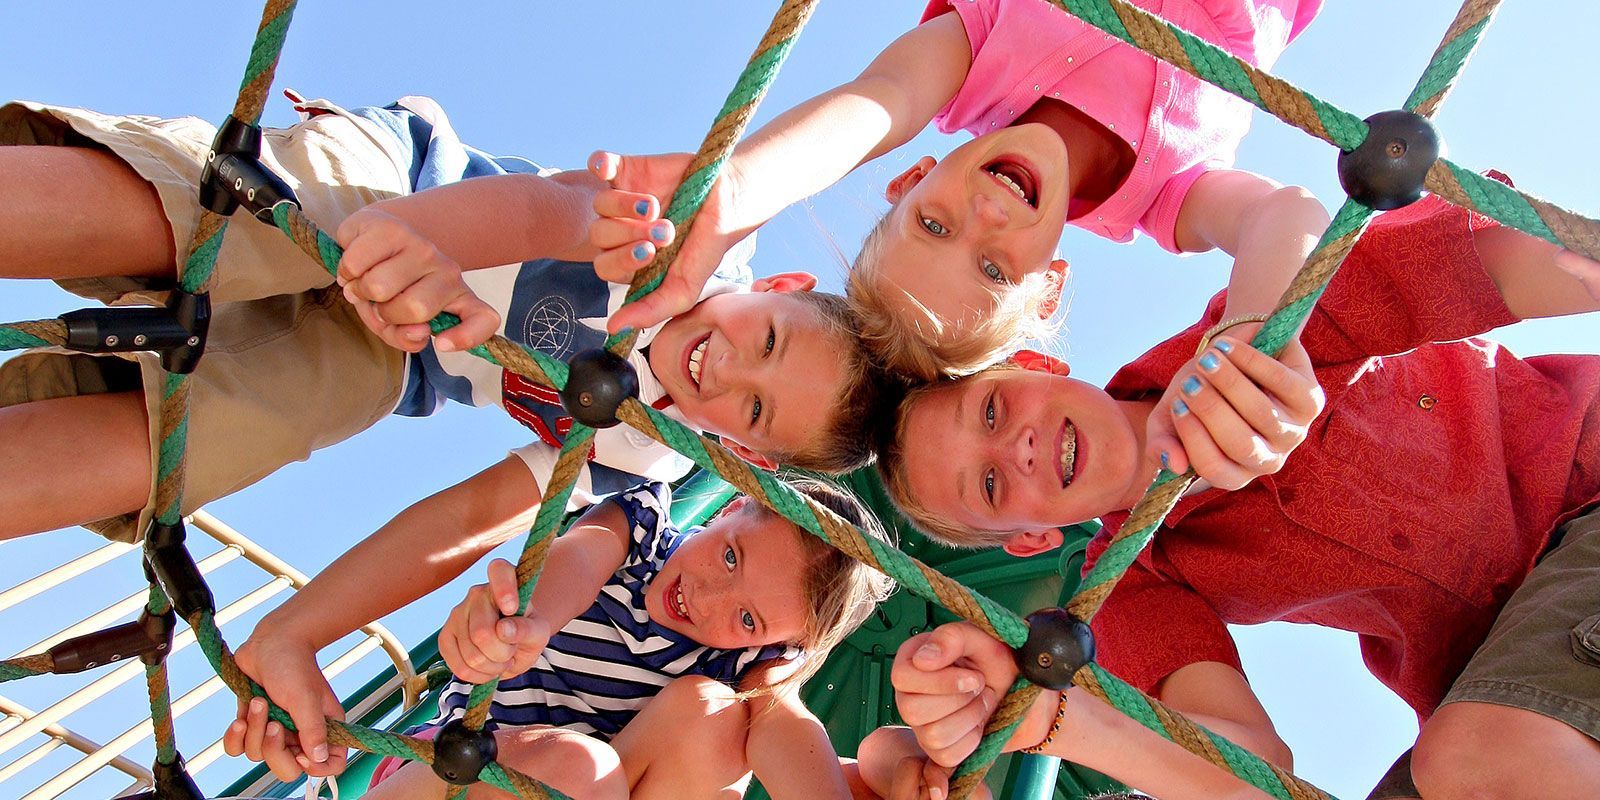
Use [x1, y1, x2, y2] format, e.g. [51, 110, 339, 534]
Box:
[654, 675, 749, 734]
[491, 727, 627, 800]
[856, 727, 921, 796]
[1411, 712, 1519, 800]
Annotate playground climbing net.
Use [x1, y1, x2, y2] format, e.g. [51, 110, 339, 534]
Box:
[3, 0, 1597, 798]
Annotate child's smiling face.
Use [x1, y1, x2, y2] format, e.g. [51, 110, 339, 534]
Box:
[897, 367, 1145, 539]
[648, 273, 847, 466]
[870, 124, 1071, 345]
[643, 498, 813, 650]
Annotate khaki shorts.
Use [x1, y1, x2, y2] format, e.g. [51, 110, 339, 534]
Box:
[0, 100, 414, 541]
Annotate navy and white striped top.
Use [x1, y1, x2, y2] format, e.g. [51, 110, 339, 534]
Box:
[430, 483, 798, 740]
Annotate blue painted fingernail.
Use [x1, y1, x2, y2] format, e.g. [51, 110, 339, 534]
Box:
[635, 199, 650, 217]
[1182, 376, 1202, 396]
[1199, 353, 1220, 372]
[651, 222, 670, 242]
[1160, 451, 1171, 469]
[1214, 339, 1234, 354]
[1173, 399, 1190, 416]
[632, 243, 650, 262]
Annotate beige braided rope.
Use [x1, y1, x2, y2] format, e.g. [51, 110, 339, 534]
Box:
[1066, 475, 1190, 620]
[146, 660, 177, 756]
[10, 319, 68, 347]
[1425, 162, 1600, 261]
[948, 683, 1044, 800]
[10, 653, 53, 674]
[151, 378, 192, 520]
[232, 0, 297, 124]
[1410, 0, 1502, 119]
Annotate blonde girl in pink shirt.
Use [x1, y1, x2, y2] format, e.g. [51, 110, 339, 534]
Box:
[587, 0, 1324, 475]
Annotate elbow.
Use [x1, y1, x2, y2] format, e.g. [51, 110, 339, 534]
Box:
[1267, 184, 1331, 234]
[1254, 733, 1294, 772]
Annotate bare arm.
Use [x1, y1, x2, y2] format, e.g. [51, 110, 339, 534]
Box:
[365, 170, 605, 269]
[1174, 170, 1331, 326]
[741, 661, 854, 800]
[1473, 225, 1600, 319]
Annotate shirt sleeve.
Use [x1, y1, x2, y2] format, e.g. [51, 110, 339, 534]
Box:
[1297, 186, 1518, 366]
[1084, 532, 1243, 694]
[1137, 162, 1217, 255]
[605, 482, 675, 570]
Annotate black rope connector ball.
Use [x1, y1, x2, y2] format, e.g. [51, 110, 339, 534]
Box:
[560, 348, 639, 428]
[1015, 608, 1095, 690]
[1336, 110, 1440, 211]
[431, 719, 499, 786]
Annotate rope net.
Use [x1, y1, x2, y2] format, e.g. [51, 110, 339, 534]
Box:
[1, 0, 1593, 799]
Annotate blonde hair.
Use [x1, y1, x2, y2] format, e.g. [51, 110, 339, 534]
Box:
[873, 376, 1017, 549]
[768, 291, 904, 474]
[744, 476, 896, 701]
[847, 212, 1061, 382]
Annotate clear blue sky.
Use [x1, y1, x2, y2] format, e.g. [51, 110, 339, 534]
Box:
[2, 2, 1597, 798]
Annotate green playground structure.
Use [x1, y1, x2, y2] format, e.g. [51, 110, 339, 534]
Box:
[3, 0, 1598, 798]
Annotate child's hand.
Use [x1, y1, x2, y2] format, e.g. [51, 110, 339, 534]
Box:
[1554, 248, 1600, 302]
[587, 151, 750, 333]
[334, 207, 501, 354]
[892, 622, 1051, 768]
[886, 755, 961, 800]
[439, 558, 552, 684]
[1145, 332, 1324, 490]
[226, 633, 347, 780]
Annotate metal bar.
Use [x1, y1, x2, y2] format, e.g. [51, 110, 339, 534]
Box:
[0, 698, 152, 785]
[13, 546, 241, 657]
[0, 542, 135, 613]
[0, 578, 290, 756]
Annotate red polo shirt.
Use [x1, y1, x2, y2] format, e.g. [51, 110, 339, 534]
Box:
[1086, 187, 1600, 720]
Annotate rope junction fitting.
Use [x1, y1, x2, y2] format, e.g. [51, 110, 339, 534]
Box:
[0, 0, 1590, 798]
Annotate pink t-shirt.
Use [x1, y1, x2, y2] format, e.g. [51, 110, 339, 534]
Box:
[922, 0, 1321, 252]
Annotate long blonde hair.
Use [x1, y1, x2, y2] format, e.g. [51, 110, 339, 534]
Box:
[848, 212, 1061, 382]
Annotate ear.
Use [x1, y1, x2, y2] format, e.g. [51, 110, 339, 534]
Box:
[886, 156, 938, 203]
[1009, 349, 1070, 376]
[713, 495, 751, 520]
[721, 437, 778, 472]
[750, 271, 818, 293]
[1037, 258, 1068, 319]
[1001, 528, 1065, 558]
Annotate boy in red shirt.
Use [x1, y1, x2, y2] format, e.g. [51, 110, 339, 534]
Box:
[875, 184, 1600, 797]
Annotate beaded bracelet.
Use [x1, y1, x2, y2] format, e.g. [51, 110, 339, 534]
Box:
[1194, 313, 1272, 357]
[1020, 690, 1070, 755]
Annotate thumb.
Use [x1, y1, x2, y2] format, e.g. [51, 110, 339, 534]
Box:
[498, 615, 550, 648]
[608, 284, 695, 334]
[279, 676, 335, 765]
[1146, 402, 1187, 476]
[486, 559, 521, 616]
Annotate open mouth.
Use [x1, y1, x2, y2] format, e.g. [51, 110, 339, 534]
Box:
[983, 158, 1039, 209]
[1056, 419, 1078, 488]
[665, 576, 692, 624]
[685, 334, 710, 389]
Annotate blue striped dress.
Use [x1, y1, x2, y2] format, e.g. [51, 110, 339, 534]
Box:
[429, 483, 798, 740]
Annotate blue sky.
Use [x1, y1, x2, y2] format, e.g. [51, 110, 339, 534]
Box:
[2, 2, 1597, 798]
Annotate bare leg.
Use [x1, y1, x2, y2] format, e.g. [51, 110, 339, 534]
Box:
[612, 675, 755, 800]
[0, 147, 175, 281]
[1475, 225, 1600, 319]
[1412, 701, 1600, 798]
[0, 391, 150, 540]
[364, 726, 626, 800]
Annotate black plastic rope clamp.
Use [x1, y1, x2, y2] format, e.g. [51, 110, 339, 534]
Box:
[45, 606, 176, 673]
[560, 348, 640, 429]
[60, 287, 211, 374]
[1015, 608, 1096, 690]
[150, 754, 206, 800]
[1336, 110, 1441, 211]
[199, 114, 300, 223]
[431, 718, 498, 785]
[143, 519, 216, 619]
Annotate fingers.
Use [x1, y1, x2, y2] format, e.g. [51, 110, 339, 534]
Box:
[485, 558, 521, 616]
[889, 756, 925, 800]
[915, 689, 997, 755]
[1218, 336, 1325, 421]
[498, 615, 551, 678]
[592, 186, 661, 225]
[589, 216, 674, 258]
[891, 632, 985, 700]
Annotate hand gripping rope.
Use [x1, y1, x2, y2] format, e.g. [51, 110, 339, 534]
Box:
[3, 0, 1596, 798]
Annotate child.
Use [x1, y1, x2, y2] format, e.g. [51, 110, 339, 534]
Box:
[0, 96, 894, 543]
[225, 479, 896, 800]
[589, 0, 1328, 381]
[874, 187, 1600, 796]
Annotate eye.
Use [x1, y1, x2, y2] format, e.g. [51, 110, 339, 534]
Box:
[750, 397, 763, 426]
[920, 216, 949, 237]
[984, 392, 996, 429]
[763, 327, 775, 357]
[983, 468, 997, 505]
[982, 259, 1007, 284]
[741, 610, 756, 633]
[723, 545, 737, 569]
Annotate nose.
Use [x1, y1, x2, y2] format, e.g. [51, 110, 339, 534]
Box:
[973, 191, 1010, 229]
[1010, 425, 1036, 474]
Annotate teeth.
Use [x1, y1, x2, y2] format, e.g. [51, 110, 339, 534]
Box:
[1060, 424, 1077, 487]
[673, 584, 688, 620]
[688, 339, 707, 387]
[988, 168, 1027, 201]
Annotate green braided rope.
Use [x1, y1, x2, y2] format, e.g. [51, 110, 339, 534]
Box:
[0, 320, 65, 351]
[234, 1, 299, 125]
[154, 371, 192, 524]
[1404, 0, 1501, 117]
[1043, 0, 1367, 150]
[144, 585, 180, 765]
[0, 653, 53, 683]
